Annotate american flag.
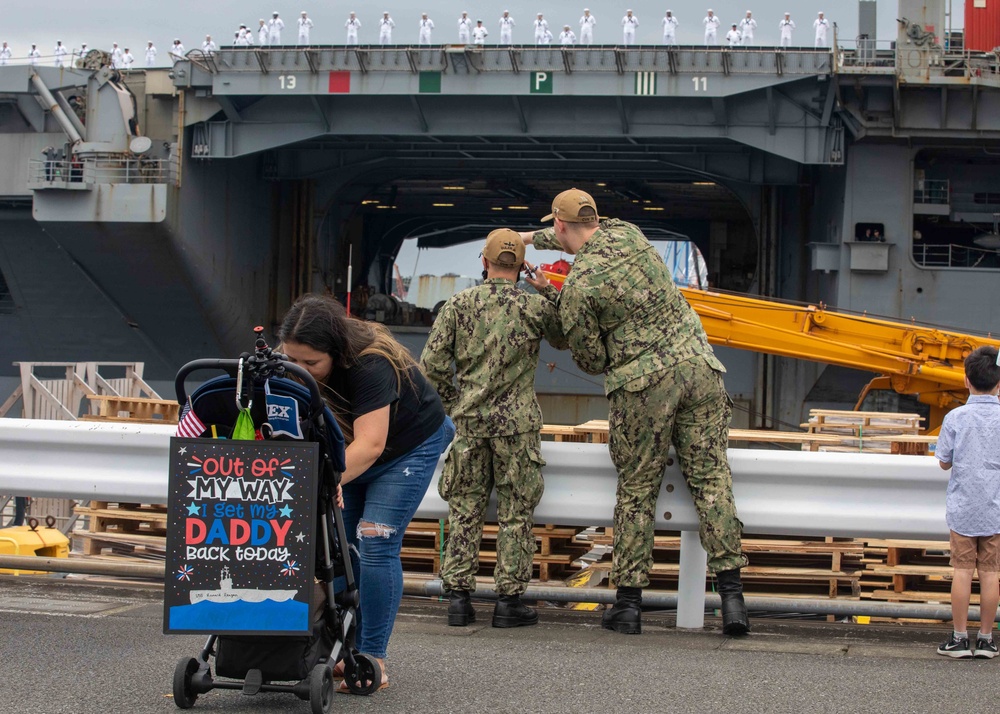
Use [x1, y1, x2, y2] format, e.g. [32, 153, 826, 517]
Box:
[176, 398, 206, 438]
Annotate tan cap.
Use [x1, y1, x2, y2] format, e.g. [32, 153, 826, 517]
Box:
[541, 188, 601, 223]
[482, 228, 525, 268]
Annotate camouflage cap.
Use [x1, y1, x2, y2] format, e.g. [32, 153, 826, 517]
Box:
[482, 228, 525, 268]
[541, 188, 601, 223]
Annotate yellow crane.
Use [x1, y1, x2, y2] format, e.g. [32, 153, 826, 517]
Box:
[680, 288, 1000, 433]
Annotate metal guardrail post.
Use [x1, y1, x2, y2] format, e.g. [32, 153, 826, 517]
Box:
[676, 531, 708, 628]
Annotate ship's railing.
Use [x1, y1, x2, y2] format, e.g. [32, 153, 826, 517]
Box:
[202, 45, 835, 76]
[836, 39, 896, 73]
[28, 156, 178, 187]
[913, 179, 950, 205]
[912, 242, 1000, 269]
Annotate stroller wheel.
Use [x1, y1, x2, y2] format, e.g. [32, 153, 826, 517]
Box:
[344, 653, 382, 696]
[172, 657, 200, 709]
[309, 664, 334, 714]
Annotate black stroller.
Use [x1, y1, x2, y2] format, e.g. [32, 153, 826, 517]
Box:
[170, 328, 382, 713]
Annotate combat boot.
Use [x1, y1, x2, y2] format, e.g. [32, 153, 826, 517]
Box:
[716, 568, 750, 636]
[492, 595, 538, 628]
[601, 586, 642, 634]
[447, 590, 476, 627]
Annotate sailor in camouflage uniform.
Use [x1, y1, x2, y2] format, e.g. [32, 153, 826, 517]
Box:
[420, 229, 568, 628]
[522, 189, 749, 636]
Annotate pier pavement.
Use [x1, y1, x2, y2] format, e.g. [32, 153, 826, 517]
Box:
[0, 576, 991, 714]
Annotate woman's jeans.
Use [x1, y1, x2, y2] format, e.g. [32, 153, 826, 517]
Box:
[342, 417, 454, 659]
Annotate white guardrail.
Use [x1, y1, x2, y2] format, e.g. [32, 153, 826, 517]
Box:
[0, 418, 948, 627]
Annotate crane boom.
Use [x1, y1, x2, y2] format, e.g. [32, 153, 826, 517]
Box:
[679, 288, 1000, 432]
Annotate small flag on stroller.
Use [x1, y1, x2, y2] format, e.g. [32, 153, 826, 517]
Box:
[265, 379, 303, 439]
[176, 397, 207, 438]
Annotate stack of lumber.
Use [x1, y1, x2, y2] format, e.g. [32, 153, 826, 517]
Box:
[800, 409, 934, 454]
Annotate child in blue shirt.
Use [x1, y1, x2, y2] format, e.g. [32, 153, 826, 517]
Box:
[936, 345, 1000, 659]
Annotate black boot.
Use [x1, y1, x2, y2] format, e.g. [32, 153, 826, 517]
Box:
[601, 587, 642, 634]
[447, 590, 476, 627]
[716, 569, 750, 636]
[492, 595, 538, 628]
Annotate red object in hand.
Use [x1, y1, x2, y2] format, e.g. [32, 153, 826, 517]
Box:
[540, 259, 572, 290]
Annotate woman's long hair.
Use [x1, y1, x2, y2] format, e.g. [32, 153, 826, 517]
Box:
[278, 294, 419, 441]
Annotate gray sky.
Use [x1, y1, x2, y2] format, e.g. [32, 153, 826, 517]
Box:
[2, 1, 949, 64]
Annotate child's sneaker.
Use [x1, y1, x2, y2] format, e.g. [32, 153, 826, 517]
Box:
[974, 637, 998, 659]
[937, 634, 973, 658]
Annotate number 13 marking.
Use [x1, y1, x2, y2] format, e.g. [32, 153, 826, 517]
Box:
[279, 75, 297, 90]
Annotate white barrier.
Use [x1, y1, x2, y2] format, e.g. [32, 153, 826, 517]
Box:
[0, 418, 948, 626]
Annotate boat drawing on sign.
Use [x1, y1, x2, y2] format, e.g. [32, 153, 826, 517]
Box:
[189, 567, 298, 604]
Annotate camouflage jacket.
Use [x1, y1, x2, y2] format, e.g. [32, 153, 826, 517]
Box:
[420, 278, 568, 437]
[533, 219, 724, 395]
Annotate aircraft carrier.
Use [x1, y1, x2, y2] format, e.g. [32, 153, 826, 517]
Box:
[0, 0, 997, 428]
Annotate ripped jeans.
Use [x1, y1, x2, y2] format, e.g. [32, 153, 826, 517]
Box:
[341, 417, 454, 659]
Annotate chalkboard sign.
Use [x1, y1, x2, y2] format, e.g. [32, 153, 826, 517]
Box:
[163, 438, 320, 635]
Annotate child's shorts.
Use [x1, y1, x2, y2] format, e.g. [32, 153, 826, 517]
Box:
[950, 531, 1000, 570]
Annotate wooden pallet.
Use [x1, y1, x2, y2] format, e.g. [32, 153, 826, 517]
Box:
[82, 395, 179, 424]
[801, 409, 929, 454]
[581, 530, 864, 598]
[73, 501, 168, 556]
[403, 519, 590, 581]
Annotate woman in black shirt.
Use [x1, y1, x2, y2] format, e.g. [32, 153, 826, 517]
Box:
[280, 294, 453, 692]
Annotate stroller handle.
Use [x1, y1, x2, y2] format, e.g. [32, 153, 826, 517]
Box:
[174, 357, 324, 418]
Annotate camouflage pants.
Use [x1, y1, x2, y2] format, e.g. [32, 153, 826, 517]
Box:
[608, 356, 747, 588]
[439, 432, 544, 596]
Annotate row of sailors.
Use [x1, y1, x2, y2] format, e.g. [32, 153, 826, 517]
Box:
[0, 10, 834, 67]
[0, 39, 208, 67]
[237, 9, 833, 48]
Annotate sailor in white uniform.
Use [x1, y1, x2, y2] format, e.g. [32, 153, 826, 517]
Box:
[725, 24, 742, 48]
[533, 14, 549, 45]
[268, 12, 285, 45]
[145, 41, 157, 67]
[202, 35, 217, 54]
[473, 20, 489, 45]
[779, 13, 795, 48]
[379, 12, 395, 45]
[458, 12, 473, 44]
[298, 12, 313, 45]
[739, 11, 757, 46]
[54, 41, 68, 67]
[419, 14, 435, 45]
[110, 42, 124, 68]
[28, 44, 41, 66]
[538, 28, 554, 45]
[258, 19, 269, 45]
[560, 25, 576, 46]
[703, 9, 721, 45]
[0, 43, 11, 66]
[169, 39, 185, 63]
[621, 10, 638, 45]
[580, 9, 596, 45]
[122, 48, 135, 69]
[77, 43, 89, 60]
[346, 12, 362, 45]
[662, 11, 678, 46]
[814, 12, 830, 48]
[499, 11, 515, 45]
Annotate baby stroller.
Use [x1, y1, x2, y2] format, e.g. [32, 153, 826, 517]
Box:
[170, 328, 382, 713]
